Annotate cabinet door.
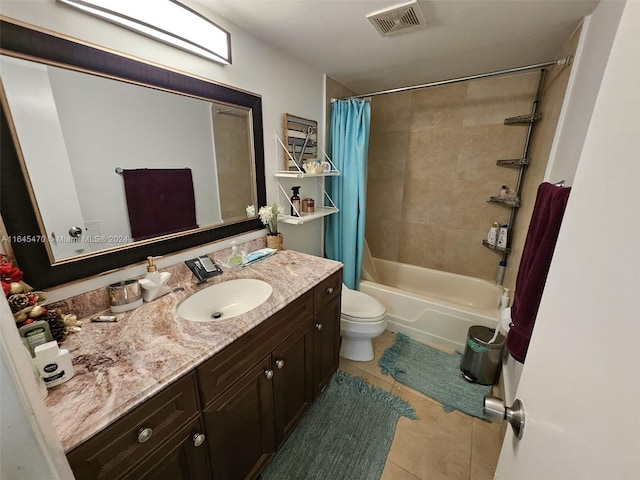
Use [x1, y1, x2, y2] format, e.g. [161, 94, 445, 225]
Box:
[314, 295, 341, 397]
[124, 416, 210, 480]
[204, 354, 275, 480]
[272, 321, 314, 447]
[67, 373, 200, 480]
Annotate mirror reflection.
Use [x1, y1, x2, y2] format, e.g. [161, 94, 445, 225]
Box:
[0, 54, 256, 263]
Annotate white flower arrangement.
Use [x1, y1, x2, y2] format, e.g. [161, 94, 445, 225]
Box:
[258, 203, 284, 235]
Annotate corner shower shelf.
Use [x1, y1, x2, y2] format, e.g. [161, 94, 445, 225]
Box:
[504, 113, 542, 125]
[482, 240, 511, 254]
[483, 80, 544, 258]
[488, 196, 520, 208]
[496, 158, 529, 167]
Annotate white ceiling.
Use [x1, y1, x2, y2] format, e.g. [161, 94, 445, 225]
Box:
[195, 0, 599, 94]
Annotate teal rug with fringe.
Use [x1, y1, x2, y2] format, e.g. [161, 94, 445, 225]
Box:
[260, 371, 416, 480]
[379, 333, 491, 419]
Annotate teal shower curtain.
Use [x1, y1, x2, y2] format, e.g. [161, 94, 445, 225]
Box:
[325, 98, 371, 289]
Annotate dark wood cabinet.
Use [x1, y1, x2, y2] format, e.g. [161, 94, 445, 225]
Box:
[67, 269, 342, 480]
[272, 320, 315, 447]
[67, 372, 203, 480]
[204, 355, 275, 480]
[126, 417, 210, 480]
[313, 295, 341, 396]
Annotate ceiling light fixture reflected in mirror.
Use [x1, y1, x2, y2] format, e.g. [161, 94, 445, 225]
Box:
[57, 0, 231, 65]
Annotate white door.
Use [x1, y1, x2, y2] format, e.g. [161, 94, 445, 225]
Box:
[495, 3, 640, 479]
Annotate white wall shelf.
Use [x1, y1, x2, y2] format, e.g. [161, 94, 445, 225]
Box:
[274, 171, 339, 178]
[278, 207, 339, 225]
[274, 131, 339, 224]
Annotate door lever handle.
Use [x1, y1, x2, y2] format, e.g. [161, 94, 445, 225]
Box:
[483, 396, 525, 439]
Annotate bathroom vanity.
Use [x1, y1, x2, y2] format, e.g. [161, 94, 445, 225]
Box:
[45, 250, 342, 480]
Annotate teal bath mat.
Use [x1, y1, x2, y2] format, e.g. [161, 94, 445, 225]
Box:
[379, 333, 491, 419]
[261, 371, 416, 480]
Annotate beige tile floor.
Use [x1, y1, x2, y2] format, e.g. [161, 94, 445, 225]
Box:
[338, 330, 504, 480]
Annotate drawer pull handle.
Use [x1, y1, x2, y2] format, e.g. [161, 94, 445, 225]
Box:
[137, 427, 153, 443]
[315, 323, 323, 331]
[265, 369, 274, 379]
[193, 433, 206, 447]
[326, 287, 334, 295]
[276, 359, 285, 369]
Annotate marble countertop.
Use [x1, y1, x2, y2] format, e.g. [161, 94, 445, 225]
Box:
[44, 250, 342, 453]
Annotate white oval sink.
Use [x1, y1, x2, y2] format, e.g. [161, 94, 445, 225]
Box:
[177, 279, 272, 322]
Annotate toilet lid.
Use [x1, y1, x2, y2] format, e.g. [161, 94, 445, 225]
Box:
[341, 288, 385, 320]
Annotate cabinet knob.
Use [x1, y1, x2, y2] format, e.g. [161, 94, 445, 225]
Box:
[275, 359, 285, 369]
[192, 433, 206, 447]
[315, 323, 323, 331]
[326, 287, 334, 295]
[264, 369, 274, 379]
[137, 427, 153, 443]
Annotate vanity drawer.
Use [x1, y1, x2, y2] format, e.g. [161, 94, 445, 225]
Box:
[67, 372, 200, 480]
[314, 270, 342, 313]
[197, 290, 313, 407]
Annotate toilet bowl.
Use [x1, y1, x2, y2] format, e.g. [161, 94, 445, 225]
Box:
[340, 284, 387, 361]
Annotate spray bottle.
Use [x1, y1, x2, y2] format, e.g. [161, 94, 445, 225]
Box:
[290, 186, 301, 217]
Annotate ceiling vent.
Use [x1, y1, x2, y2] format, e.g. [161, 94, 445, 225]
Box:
[367, 0, 427, 37]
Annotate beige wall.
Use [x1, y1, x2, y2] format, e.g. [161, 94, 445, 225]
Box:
[365, 72, 540, 281]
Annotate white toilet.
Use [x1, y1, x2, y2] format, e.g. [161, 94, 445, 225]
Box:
[340, 284, 387, 361]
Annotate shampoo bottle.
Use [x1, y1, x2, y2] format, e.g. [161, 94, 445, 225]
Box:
[497, 224, 508, 249]
[139, 256, 171, 302]
[291, 186, 301, 216]
[486, 222, 499, 246]
[34, 341, 74, 388]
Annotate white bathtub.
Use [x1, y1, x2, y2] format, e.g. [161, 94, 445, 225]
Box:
[359, 257, 502, 353]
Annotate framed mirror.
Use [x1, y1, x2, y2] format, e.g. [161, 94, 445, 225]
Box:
[0, 19, 266, 288]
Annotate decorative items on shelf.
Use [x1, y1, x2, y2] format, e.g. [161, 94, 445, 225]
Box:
[1, 254, 80, 345]
[251, 203, 285, 250]
[283, 113, 318, 171]
[301, 160, 330, 174]
[302, 198, 315, 213]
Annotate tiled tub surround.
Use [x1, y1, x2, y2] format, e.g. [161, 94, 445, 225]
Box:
[43, 248, 341, 452]
[365, 72, 540, 281]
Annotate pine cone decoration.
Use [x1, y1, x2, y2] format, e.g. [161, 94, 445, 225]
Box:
[8, 293, 30, 312]
[45, 309, 67, 343]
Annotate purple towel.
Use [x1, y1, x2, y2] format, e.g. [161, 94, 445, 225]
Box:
[122, 168, 198, 241]
[506, 182, 571, 363]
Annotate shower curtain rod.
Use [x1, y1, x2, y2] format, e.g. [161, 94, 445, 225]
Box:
[338, 56, 573, 100]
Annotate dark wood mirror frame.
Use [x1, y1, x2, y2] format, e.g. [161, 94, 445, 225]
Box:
[0, 19, 266, 289]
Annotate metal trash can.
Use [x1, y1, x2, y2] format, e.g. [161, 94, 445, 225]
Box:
[460, 325, 505, 385]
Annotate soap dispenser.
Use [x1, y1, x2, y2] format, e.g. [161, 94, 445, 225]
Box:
[228, 240, 243, 268]
[139, 256, 171, 302]
[498, 288, 510, 310]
